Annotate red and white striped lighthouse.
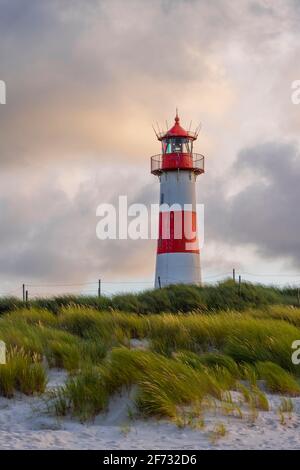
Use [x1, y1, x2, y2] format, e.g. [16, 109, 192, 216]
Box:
[151, 112, 205, 288]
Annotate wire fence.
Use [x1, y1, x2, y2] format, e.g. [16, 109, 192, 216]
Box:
[1, 270, 300, 299]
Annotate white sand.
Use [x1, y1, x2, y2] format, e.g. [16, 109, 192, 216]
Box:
[0, 369, 300, 450]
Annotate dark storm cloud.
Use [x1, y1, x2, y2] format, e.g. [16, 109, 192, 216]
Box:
[206, 141, 300, 268]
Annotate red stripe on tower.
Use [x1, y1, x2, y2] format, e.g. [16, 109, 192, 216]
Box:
[157, 211, 199, 254]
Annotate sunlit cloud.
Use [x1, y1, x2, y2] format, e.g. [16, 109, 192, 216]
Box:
[0, 0, 300, 292]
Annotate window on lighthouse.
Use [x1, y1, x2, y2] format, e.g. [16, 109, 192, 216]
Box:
[163, 138, 192, 154]
[172, 138, 183, 152]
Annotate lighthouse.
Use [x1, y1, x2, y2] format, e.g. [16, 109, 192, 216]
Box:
[151, 112, 205, 288]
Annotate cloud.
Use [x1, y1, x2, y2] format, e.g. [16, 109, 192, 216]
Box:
[0, 166, 157, 289]
[0, 0, 300, 291]
[1, 0, 299, 168]
[2, 140, 300, 292]
[206, 141, 300, 268]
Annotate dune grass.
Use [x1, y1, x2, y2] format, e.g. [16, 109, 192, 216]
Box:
[0, 280, 293, 316]
[278, 397, 294, 413]
[49, 348, 229, 420]
[175, 351, 240, 376]
[0, 348, 47, 398]
[49, 366, 109, 420]
[256, 361, 300, 396]
[1, 285, 300, 423]
[0, 308, 109, 372]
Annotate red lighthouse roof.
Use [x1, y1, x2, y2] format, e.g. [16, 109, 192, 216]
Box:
[157, 111, 198, 141]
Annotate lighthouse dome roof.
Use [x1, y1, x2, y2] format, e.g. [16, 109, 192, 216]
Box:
[158, 112, 198, 141]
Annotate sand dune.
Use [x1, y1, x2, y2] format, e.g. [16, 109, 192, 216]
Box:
[0, 369, 299, 450]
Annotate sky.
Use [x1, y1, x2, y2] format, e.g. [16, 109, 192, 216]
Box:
[0, 0, 300, 297]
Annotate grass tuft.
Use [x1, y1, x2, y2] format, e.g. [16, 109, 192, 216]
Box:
[256, 361, 300, 396]
[0, 348, 47, 397]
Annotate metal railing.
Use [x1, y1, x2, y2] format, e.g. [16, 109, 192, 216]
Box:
[151, 153, 205, 175]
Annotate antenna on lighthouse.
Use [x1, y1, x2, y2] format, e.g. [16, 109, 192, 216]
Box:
[195, 122, 202, 137]
[156, 121, 163, 137]
[152, 124, 159, 139]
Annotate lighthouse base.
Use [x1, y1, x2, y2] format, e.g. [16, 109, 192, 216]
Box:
[155, 252, 201, 288]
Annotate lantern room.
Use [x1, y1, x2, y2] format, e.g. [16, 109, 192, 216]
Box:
[151, 112, 205, 176]
[159, 112, 197, 155]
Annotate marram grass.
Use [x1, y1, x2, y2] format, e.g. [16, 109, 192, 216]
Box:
[0, 348, 47, 398]
[1, 280, 289, 315]
[1, 295, 300, 422]
[256, 361, 300, 396]
[49, 348, 230, 420]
